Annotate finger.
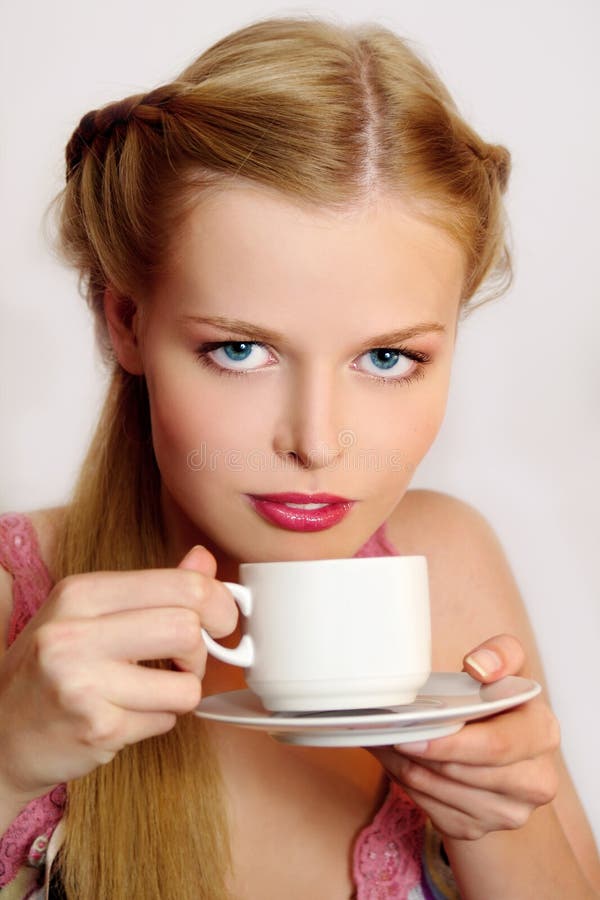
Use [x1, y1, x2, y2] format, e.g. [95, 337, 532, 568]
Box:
[177, 546, 240, 639]
[398, 782, 483, 840]
[50, 568, 238, 637]
[401, 755, 559, 807]
[60, 607, 209, 672]
[102, 662, 203, 714]
[372, 747, 534, 835]
[393, 781, 532, 841]
[178, 544, 218, 578]
[390, 699, 560, 766]
[463, 633, 526, 682]
[79, 705, 179, 752]
[121, 710, 179, 744]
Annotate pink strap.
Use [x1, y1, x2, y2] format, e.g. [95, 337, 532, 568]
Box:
[354, 522, 400, 559]
[0, 513, 66, 890]
[353, 780, 426, 898]
[0, 513, 54, 645]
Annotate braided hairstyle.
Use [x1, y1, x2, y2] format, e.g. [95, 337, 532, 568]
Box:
[55, 16, 511, 369]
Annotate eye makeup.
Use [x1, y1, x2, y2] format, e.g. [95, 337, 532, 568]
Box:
[194, 340, 432, 386]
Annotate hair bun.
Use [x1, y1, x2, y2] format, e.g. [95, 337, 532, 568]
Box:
[65, 95, 148, 181]
[466, 140, 511, 193]
[65, 110, 99, 180]
[64, 88, 181, 181]
[484, 143, 511, 192]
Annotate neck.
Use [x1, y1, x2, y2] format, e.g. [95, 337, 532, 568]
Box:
[160, 485, 241, 581]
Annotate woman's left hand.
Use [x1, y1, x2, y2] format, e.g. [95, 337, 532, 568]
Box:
[368, 634, 561, 841]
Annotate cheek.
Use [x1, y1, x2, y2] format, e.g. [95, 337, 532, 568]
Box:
[410, 383, 449, 442]
[146, 369, 272, 466]
[357, 378, 449, 465]
[408, 358, 454, 440]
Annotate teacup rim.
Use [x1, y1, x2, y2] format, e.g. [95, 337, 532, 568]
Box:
[239, 554, 426, 572]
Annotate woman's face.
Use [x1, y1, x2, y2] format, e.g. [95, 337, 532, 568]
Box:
[133, 183, 465, 573]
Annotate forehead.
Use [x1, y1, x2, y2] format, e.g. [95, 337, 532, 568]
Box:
[160, 182, 465, 324]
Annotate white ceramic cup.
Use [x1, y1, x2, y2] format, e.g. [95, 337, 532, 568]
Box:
[203, 555, 431, 712]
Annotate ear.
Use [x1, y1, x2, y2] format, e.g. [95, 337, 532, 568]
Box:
[103, 287, 145, 375]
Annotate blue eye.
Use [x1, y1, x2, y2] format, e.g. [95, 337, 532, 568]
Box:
[195, 339, 429, 385]
[369, 349, 401, 370]
[195, 340, 272, 373]
[222, 342, 253, 362]
[356, 348, 414, 380]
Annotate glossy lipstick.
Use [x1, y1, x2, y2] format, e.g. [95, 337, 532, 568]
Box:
[247, 492, 355, 532]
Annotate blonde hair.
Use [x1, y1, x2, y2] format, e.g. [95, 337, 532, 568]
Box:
[49, 15, 512, 898]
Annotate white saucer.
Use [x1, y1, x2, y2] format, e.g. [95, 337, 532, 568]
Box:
[194, 672, 541, 747]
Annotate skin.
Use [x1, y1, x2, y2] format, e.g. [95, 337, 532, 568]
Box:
[0, 182, 598, 897]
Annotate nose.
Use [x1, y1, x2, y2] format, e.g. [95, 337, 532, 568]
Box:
[272, 365, 347, 470]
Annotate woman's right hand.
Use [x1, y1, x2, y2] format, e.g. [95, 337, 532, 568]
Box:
[0, 545, 238, 803]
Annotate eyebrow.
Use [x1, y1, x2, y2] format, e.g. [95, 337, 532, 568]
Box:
[178, 314, 446, 347]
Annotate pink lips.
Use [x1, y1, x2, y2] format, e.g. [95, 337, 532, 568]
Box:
[247, 492, 355, 532]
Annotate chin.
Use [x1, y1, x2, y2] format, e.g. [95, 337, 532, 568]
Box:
[234, 525, 374, 565]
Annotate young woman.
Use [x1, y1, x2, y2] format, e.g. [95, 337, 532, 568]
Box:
[0, 16, 598, 900]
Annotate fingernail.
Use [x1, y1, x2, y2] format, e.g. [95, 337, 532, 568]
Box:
[465, 648, 502, 677]
[394, 740, 428, 754]
[179, 545, 205, 566]
[184, 544, 204, 556]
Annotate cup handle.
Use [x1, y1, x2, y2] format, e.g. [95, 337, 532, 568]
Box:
[200, 582, 254, 668]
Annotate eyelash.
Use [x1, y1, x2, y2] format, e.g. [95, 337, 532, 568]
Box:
[194, 341, 431, 386]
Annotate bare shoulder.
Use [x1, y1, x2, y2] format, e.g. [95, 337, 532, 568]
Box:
[386, 487, 499, 546]
[23, 506, 67, 580]
[0, 506, 66, 646]
[386, 489, 540, 675]
[388, 491, 600, 881]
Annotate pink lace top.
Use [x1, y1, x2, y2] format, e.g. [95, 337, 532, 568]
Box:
[0, 512, 459, 899]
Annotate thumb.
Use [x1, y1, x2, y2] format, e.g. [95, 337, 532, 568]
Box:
[463, 633, 526, 683]
[178, 544, 218, 578]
